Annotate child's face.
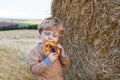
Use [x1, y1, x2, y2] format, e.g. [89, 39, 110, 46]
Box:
[40, 30, 59, 43]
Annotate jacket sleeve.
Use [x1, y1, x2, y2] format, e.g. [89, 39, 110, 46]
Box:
[29, 49, 52, 75]
[59, 53, 70, 67]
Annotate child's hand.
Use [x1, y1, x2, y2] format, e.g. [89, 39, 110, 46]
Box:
[47, 53, 58, 62]
[57, 43, 65, 57]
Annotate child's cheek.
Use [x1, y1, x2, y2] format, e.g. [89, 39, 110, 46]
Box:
[44, 36, 48, 40]
[54, 38, 58, 43]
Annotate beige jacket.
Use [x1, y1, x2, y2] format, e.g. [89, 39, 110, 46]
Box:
[29, 43, 70, 80]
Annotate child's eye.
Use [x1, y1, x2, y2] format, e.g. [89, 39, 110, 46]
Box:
[53, 34, 58, 37]
[45, 32, 50, 35]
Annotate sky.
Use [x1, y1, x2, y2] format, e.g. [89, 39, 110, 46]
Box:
[0, 0, 52, 19]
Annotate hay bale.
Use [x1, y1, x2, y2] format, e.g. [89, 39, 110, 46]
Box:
[52, 0, 120, 80]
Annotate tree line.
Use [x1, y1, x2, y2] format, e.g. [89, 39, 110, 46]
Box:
[0, 24, 38, 31]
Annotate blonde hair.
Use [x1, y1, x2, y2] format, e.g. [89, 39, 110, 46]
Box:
[38, 17, 64, 37]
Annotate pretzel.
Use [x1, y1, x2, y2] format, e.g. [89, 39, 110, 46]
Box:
[43, 41, 59, 56]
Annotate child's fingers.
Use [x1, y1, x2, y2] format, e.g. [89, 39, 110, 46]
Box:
[48, 53, 58, 62]
[50, 53, 58, 57]
[57, 44, 64, 52]
[56, 44, 64, 54]
[52, 53, 59, 58]
[56, 44, 62, 49]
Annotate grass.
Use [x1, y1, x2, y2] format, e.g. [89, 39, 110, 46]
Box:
[0, 30, 41, 80]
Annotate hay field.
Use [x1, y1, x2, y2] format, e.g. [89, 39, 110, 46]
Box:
[0, 30, 41, 80]
[18, 20, 41, 25]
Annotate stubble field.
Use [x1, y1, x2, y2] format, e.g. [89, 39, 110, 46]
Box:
[0, 30, 41, 80]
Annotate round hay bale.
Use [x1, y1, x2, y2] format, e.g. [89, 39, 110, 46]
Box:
[52, 0, 120, 80]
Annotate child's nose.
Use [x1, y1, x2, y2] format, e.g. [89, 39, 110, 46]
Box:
[48, 36, 53, 40]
